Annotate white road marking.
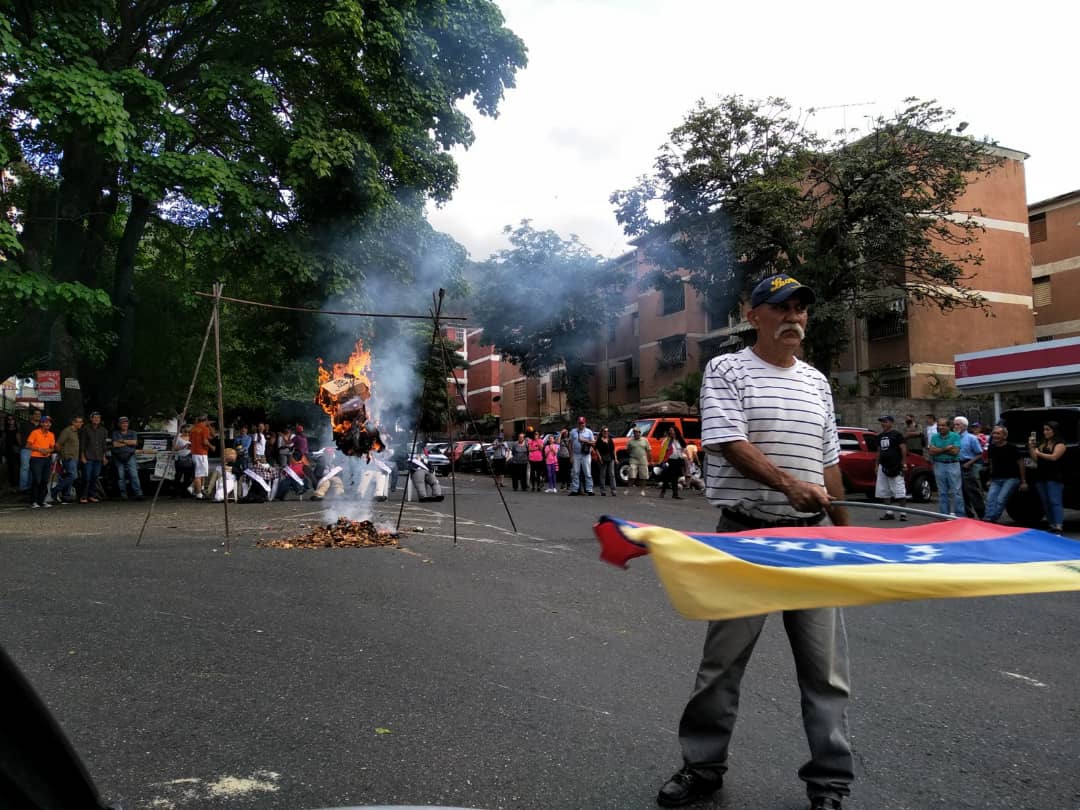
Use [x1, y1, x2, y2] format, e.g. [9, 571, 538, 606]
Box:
[1001, 671, 1048, 688]
[412, 532, 556, 553]
[148, 771, 281, 807]
[490, 681, 611, 716]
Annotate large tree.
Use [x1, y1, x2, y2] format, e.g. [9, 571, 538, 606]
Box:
[472, 222, 628, 415]
[0, 0, 526, 417]
[611, 96, 1000, 373]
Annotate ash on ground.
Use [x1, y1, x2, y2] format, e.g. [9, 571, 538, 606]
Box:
[259, 517, 399, 549]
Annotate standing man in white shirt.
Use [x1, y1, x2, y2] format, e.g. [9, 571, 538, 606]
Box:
[567, 416, 595, 496]
[657, 274, 852, 810]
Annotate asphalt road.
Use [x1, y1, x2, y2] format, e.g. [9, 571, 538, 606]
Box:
[1, 479, 1078, 810]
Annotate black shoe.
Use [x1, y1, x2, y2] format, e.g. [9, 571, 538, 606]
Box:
[673, 494, 682, 499]
[809, 797, 843, 810]
[586, 491, 595, 496]
[568, 491, 580, 496]
[656, 766, 722, 808]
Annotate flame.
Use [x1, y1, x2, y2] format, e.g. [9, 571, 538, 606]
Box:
[316, 339, 379, 449]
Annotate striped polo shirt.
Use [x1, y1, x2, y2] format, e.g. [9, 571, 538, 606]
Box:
[700, 347, 839, 521]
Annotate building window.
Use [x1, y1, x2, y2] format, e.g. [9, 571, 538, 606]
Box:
[867, 299, 906, 341]
[607, 322, 617, 343]
[631, 312, 639, 336]
[1033, 277, 1052, 307]
[623, 357, 638, 387]
[513, 380, 526, 401]
[607, 366, 617, 390]
[658, 336, 687, 369]
[878, 377, 910, 398]
[540, 382, 547, 402]
[551, 370, 566, 392]
[1029, 213, 1047, 244]
[660, 279, 685, 315]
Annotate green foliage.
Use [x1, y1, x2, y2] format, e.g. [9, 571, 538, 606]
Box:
[410, 325, 466, 436]
[612, 96, 1000, 374]
[658, 370, 703, 410]
[0, 0, 526, 417]
[471, 222, 629, 414]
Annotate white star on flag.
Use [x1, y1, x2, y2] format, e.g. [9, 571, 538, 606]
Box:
[904, 544, 943, 562]
[772, 541, 807, 552]
[737, 537, 774, 546]
[808, 543, 851, 560]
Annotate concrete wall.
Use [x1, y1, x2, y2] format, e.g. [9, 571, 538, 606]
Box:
[833, 397, 996, 432]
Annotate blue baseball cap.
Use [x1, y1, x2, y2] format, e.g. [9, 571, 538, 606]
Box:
[878, 415, 895, 423]
[750, 274, 817, 308]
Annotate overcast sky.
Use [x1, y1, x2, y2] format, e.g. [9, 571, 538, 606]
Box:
[427, 0, 1080, 262]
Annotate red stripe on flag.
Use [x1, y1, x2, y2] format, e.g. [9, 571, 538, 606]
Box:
[697, 518, 1027, 544]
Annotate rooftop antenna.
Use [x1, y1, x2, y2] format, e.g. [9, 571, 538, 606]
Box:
[808, 101, 876, 132]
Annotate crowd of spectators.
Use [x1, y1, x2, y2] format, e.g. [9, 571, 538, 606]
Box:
[0, 409, 404, 506]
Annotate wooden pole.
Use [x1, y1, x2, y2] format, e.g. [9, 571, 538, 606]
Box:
[135, 304, 216, 547]
[212, 282, 231, 550]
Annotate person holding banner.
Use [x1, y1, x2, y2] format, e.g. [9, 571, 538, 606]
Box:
[658, 274, 851, 810]
[309, 447, 345, 501]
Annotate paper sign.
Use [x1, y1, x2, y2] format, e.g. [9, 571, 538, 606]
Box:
[36, 370, 61, 402]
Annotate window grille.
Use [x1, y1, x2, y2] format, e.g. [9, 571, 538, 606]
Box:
[658, 336, 687, 369]
[1033, 277, 1052, 307]
[660, 281, 685, 315]
[1029, 213, 1047, 244]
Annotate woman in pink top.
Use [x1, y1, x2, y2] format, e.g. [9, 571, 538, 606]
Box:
[527, 429, 545, 491]
[543, 436, 560, 493]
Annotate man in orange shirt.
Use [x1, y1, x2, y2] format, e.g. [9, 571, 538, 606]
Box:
[188, 414, 215, 499]
[26, 414, 56, 508]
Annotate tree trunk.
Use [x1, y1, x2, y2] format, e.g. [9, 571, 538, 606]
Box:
[565, 358, 591, 416]
[100, 195, 152, 412]
[47, 314, 85, 423]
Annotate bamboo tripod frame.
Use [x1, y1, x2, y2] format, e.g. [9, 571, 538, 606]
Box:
[135, 286, 517, 550]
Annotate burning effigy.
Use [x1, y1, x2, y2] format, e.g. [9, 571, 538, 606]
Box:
[316, 339, 383, 457]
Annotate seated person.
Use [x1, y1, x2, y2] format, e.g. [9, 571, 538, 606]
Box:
[274, 451, 309, 501]
[309, 448, 345, 501]
[409, 457, 443, 502]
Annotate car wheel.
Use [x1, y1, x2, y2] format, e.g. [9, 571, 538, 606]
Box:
[617, 461, 631, 484]
[909, 473, 933, 503]
[1005, 487, 1045, 527]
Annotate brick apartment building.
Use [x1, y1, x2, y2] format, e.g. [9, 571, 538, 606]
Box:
[471, 145, 1042, 435]
[1029, 189, 1080, 341]
[834, 144, 1034, 397]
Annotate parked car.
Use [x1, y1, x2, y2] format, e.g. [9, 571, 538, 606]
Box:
[836, 426, 935, 503]
[451, 441, 492, 473]
[613, 416, 702, 484]
[99, 430, 176, 496]
[999, 406, 1080, 526]
[390, 444, 449, 475]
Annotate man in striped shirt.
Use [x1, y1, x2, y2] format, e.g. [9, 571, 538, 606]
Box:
[657, 274, 852, 810]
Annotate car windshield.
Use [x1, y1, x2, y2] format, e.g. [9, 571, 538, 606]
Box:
[627, 419, 655, 437]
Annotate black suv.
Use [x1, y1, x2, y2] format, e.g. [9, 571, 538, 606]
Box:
[1000, 407, 1079, 526]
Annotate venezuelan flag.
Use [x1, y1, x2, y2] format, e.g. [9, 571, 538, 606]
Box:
[594, 516, 1080, 620]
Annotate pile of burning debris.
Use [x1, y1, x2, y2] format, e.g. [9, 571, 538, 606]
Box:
[258, 517, 399, 549]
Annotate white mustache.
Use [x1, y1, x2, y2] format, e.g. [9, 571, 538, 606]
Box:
[774, 323, 805, 340]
